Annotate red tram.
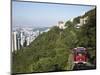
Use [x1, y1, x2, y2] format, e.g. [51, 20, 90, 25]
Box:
[73, 47, 88, 64]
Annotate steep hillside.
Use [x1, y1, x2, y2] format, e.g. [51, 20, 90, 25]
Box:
[12, 26, 75, 73]
[12, 8, 96, 73]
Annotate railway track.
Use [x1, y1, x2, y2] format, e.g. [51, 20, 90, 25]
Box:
[73, 63, 96, 70]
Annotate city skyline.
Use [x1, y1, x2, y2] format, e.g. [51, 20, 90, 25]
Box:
[12, 1, 95, 28]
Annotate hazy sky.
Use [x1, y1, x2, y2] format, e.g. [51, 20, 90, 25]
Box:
[12, 1, 95, 27]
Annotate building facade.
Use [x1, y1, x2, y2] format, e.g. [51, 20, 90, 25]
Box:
[57, 21, 66, 29]
[76, 16, 88, 28]
[12, 32, 17, 52]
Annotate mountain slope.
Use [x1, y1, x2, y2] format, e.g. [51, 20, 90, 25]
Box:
[12, 8, 96, 73]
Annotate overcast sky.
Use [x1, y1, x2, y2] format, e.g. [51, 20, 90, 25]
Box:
[12, 1, 95, 28]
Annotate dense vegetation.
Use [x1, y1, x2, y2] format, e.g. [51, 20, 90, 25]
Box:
[12, 8, 96, 73]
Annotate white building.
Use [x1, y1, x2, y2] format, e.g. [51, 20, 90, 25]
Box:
[26, 37, 30, 46]
[12, 32, 17, 52]
[76, 16, 88, 28]
[12, 31, 22, 52]
[80, 16, 88, 26]
[20, 31, 25, 47]
[57, 21, 66, 29]
[17, 38, 21, 50]
[12, 27, 42, 52]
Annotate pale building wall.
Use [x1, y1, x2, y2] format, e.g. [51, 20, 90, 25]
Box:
[17, 38, 20, 50]
[12, 32, 17, 51]
[80, 16, 88, 26]
[26, 37, 30, 46]
[57, 21, 66, 29]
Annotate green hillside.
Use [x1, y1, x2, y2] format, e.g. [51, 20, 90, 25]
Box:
[12, 8, 96, 73]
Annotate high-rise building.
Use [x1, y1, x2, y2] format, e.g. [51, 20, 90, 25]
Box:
[12, 27, 42, 52]
[17, 38, 21, 50]
[12, 32, 17, 52]
[26, 37, 30, 46]
[20, 31, 25, 47]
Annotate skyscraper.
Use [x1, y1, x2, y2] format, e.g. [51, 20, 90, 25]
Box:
[12, 32, 17, 52]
